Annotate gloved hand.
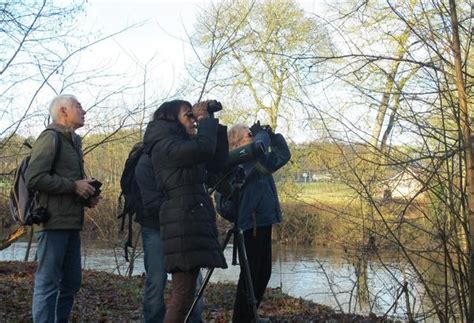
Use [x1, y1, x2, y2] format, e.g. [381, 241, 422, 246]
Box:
[262, 124, 274, 136]
[250, 121, 264, 136]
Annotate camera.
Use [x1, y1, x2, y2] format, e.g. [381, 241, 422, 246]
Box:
[76, 179, 102, 207]
[25, 206, 50, 225]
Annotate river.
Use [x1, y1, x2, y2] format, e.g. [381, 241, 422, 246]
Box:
[1, 241, 419, 320]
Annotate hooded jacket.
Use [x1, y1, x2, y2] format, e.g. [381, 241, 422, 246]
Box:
[143, 117, 228, 272]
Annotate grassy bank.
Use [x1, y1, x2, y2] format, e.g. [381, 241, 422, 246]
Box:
[277, 182, 427, 248]
[0, 261, 397, 322]
[292, 182, 356, 205]
[2, 181, 422, 256]
[276, 182, 357, 245]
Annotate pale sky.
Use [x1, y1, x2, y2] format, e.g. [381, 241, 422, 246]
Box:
[81, 0, 327, 89]
[81, 0, 206, 93]
[2, 0, 332, 142]
[74, 0, 330, 142]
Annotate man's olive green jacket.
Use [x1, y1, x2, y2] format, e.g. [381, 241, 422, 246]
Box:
[25, 123, 85, 231]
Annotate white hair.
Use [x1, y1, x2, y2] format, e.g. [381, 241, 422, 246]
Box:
[228, 124, 249, 150]
[49, 94, 78, 121]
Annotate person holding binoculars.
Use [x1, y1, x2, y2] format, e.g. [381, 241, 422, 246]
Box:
[217, 121, 291, 322]
[141, 99, 228, 323]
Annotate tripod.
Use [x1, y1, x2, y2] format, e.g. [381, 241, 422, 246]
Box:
[185, 168, 259, 323]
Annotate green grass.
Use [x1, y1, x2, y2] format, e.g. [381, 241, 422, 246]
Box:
[292, 181, 356, 206]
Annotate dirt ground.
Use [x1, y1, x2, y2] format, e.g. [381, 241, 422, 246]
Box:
[0, 261, 397, 322]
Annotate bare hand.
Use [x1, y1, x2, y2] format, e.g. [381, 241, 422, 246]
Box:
[74, 179, 96, 199]
[88, 196, 102, 208]
[192, 101, 210, 121]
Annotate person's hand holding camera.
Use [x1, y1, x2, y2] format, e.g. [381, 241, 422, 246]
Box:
[74, 179, 102, 207]
[192, 101, 210, 122]
[88, 196, 102, 208]
[74, 179, 96, 200]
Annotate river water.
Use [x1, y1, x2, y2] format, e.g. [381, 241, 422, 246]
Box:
[1, 241, 418, 320]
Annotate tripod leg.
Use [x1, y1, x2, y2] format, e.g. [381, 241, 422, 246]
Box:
[185, 227, 234, 323]
[235, 229, 259, 323]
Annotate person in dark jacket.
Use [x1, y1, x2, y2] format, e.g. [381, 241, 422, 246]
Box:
[142, 99, 228, 323]
[135, 150, 204, 323]
[25, 94, 100, 322]
[216, 122, 291, 323]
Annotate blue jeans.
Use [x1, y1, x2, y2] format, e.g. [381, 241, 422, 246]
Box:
[141, 226, 204, 323]
[32, 230, 82, 323]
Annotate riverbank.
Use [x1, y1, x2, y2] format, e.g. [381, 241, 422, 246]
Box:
[0, 261, 397, 322]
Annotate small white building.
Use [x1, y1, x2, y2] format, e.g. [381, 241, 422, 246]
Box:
[378, 168, 425, 201]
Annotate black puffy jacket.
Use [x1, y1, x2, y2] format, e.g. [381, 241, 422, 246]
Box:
[143, 117, 228, 272]
[134, 153, 165, 229]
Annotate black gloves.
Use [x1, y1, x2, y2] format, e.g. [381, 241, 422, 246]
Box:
[250, 121, 274, 137]
[263, 124, 274, 137]
[250, 121, 264, 136]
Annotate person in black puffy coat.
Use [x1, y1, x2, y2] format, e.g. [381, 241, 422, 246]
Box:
[142, 99, 228, 323]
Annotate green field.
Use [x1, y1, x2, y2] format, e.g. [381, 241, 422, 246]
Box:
[292, 181, 356, 206]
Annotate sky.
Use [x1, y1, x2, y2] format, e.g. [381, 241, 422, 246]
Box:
[1, 0, 332, 141]
[73, 0, 331, 141]
[6, 0, 212, 138]
[81, 0, 205, 94]
[83, 0, 325, 62]
[85, 1, 202, 65]
[81, 0, 327, 89]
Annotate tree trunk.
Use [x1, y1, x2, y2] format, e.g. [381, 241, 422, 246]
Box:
[380, 69, 417, 153]
[448, 0, 473, 320]
[371, 28, 410, 149]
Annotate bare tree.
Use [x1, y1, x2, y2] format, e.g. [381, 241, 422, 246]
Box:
[290, 0, 474, 320]
[188, 0, 332, 130]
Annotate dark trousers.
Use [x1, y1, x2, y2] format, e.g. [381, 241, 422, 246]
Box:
[164, 268, 200, 323]
[233, 225, 272, 323]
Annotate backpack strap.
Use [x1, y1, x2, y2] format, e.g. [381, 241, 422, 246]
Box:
[43, 129, 61, 175]
[37, 129, 62, 210]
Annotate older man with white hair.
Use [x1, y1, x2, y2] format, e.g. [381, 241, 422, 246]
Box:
[26, 94, 100, 322]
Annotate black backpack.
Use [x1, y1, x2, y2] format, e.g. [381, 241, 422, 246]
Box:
[117, 142, 146, 261]
[9, 129, 60, 226]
